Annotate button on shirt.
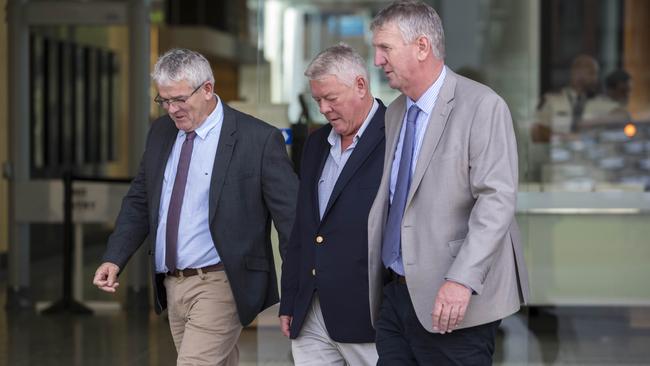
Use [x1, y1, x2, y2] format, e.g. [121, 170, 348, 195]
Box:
[387, 66, 447, 275]
[155, 96, 224, 273]
[318, 99, 379, 219]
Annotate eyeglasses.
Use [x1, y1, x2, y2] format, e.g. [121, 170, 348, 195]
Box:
[154, 82, 206, 109]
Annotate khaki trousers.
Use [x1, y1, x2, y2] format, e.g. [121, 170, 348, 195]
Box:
[164, 270, 243, 366]
[291, 295, 378, 366]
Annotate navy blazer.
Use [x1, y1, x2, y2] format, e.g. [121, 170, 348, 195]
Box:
[102, 103, 298, 326]
[280, 100, 386, 343]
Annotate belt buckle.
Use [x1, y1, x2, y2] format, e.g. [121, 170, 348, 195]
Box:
[168, 269, 183, 278]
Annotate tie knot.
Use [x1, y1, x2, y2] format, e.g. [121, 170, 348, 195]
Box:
[185, 131, 197, 141]
[407, 105, 420, 124]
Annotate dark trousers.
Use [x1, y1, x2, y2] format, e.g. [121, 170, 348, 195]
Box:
[375, 280, 500, 366]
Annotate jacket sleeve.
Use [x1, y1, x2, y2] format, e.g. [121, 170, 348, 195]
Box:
[278, 133, 314, 316]
[101, 130, 152, 270]
[260, 128, 299, 262]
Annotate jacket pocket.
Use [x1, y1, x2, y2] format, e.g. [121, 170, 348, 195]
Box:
[245, 255, 270, 272]
[447, 238, 465, 258]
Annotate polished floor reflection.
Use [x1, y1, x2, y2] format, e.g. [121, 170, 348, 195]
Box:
[1, 244, 649, 365]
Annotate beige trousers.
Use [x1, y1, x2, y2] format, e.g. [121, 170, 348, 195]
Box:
[164, 270, 243, 366]
[291, 295, 378, 366]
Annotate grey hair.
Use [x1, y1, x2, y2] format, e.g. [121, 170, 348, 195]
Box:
[371, 0, 446, 60]
[304, 43, 369, 86]
[151, 48, 215, 88]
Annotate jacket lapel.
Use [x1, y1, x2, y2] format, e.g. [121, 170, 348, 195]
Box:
[304, 128, 332, 225]
[209, 103, 237, 223]
[321, 102, 386, 220]
[151, 118, 179, 230]
[407, 72, 456, 206]
[379, 96, 407, 212]
[385, 97, 406, 176]
[315, 129, 332, 223]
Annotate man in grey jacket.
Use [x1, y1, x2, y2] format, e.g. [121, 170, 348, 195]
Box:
[367, 1, 529, 364]
[93, 48, 298, 366]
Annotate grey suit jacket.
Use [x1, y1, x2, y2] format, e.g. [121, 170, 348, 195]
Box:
[368, 69, 529, 331]
[102, 102, 298, 326]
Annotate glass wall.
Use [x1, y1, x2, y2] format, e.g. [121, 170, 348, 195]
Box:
[245, 0, 650, 364]
[520, 0, 650, 307]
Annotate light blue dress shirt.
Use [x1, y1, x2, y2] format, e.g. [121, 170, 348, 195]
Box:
[387, 66, 447, 275]
[318, 100, 379, 219]
[155, 96, 224, 273]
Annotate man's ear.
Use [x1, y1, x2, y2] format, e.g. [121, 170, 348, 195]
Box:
[355, 76, 368, 98]
[416, 35, 431, 61]
[203, 82, 214, 99]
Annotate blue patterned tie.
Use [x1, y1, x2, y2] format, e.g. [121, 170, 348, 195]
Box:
[166, 131, 197, 271]
[382, 105, 420, 271]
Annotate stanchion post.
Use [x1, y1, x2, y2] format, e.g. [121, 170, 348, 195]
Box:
[42, 170, 93, 315]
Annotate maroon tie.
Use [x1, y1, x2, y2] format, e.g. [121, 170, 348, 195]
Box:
[165, 131, 197, 271]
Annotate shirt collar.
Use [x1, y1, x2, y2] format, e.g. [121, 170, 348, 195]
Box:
[327, 99, 379, 147]
[406, 65, 447, 116]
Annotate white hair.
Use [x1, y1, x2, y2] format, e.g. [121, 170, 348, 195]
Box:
[304, 43, 369, 86]
[151, 48, 215, 87]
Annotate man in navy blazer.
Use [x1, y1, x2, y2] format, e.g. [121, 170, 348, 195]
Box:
[279, 43, 386, 365]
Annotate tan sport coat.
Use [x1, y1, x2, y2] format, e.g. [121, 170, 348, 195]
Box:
[368, 69, 530, 332]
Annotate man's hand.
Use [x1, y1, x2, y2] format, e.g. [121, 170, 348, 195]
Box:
[279, 315, 293, 337]
[432, 280, 471, 334]
[93, 262, 121, 293]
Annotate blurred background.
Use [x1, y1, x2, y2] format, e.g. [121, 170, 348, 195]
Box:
[0, 0, 649, 364]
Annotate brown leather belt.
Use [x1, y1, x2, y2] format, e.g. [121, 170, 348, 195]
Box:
[167, 263, 224, 278]
[389, 269, 407, 284]
[395, 275, 407, 285]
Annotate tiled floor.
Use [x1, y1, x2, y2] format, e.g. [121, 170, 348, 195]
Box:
[1, 243, 649, 365]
